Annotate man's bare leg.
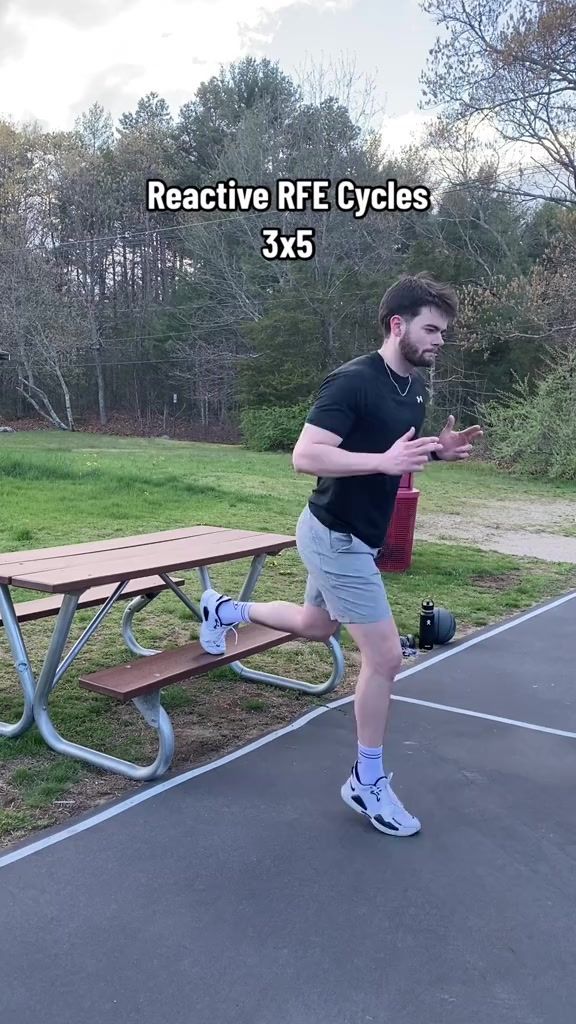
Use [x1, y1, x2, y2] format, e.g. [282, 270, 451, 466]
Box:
[346, 618, 403, 746]
[247, 601, 339, 642]
[199, 587, 339, 653]
[340, 617, 421, 836]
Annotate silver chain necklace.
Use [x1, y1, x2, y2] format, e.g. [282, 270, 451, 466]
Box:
[383, 359, 412, 397]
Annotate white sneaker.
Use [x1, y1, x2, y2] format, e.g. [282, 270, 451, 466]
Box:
[340, 763, 421, 837]
[199, 588, 239, 655]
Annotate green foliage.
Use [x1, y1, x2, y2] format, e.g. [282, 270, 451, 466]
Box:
[175, 57, 299, 173]
[521, 202, 567, 268]
[237, 266, 387, 412]
[2, 46, 576, 440]
[240, 403, 310, 451]
[238, 277, 327, 407]
[118, 91, 174, 133]
[478, 348, 576, 479]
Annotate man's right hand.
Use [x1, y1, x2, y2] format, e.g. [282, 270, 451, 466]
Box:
[377, 427, 443, 475]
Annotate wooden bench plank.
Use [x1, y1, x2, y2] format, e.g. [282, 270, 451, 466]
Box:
[1, 576, 185, 625]
[9, 533, 296, 594]
[79, 624, 295, 701]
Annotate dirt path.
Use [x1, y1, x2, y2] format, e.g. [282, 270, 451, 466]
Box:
[416, 498, 576, 562]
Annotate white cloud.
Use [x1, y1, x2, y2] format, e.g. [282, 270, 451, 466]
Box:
[380, 110, 434, 153]
[9, 0, 140, 28]
[0, 0, 354, 130]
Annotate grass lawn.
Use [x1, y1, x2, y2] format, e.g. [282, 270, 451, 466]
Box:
[1, 430, 575, 848]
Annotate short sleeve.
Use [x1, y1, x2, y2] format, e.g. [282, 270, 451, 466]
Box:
[305, 370, 362, 439]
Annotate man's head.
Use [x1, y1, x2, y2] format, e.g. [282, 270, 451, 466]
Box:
[378, 273, 458, 369]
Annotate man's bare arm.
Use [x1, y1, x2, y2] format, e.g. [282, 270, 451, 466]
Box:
[292, 424, 442, 478]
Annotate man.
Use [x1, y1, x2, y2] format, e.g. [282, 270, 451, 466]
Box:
[199, 274, 483, 837]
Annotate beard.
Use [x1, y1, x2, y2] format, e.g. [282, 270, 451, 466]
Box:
[399, 329, 435, 368]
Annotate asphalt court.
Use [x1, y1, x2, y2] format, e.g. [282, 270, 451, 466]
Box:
[0, 592, 575, 1024]
[392, 592, 576, 734]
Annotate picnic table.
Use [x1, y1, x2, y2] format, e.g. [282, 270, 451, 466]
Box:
[0, 526, 345, 779]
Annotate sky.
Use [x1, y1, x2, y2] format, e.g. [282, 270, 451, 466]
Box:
[0, 0, 441, 150]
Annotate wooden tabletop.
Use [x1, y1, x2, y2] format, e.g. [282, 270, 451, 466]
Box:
[0, 526, 296, 594]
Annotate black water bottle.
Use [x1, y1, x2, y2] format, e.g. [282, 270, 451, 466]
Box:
[419, 598, 435, 650]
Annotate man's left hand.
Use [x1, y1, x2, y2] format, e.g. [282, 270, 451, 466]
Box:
[437, 415, 483, 461]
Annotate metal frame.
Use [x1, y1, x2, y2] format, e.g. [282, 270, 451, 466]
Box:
[0, 554, 346, 779]
[0, 586, 36, 738]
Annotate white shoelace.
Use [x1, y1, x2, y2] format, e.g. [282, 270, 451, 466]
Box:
[370, 773, 406, 811]
[213, 623, 239, 648]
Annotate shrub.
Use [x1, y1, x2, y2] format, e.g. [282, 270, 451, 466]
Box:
[240, 403, 310, 451]
[478, 347, 576, 479]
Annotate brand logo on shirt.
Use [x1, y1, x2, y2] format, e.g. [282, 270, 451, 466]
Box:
[416, 394, 423, 403]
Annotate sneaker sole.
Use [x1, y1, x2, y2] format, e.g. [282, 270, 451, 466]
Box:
[340, 784, 421, 837]
[199, 636, 226, 656]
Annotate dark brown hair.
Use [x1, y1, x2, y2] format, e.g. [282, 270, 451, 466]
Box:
[378, 273, 458, 337]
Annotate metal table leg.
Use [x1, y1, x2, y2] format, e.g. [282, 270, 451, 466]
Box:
[50, 581, 129, 691]
[0, 585, 36, 738]
[1, 580, 132, 734]
[32, 593, 174, 780]
[230, 635, 346, 696]
[121, 575, 202, 657]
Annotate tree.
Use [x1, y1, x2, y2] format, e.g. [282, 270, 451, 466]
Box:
[74, 102, 114, 155]
[521, 200, 566, 264]
[420, 0, 576, 205]
[0, 248, 91, 430]
[175, 82, 411, 419]
[174, 57, 299, 175]
[118, 92, 173, 134]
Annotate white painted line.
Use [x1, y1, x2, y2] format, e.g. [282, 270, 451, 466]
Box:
[0, 707, 329, 870]
[390, 696, 576, 738]
[1, 588, 575, 869]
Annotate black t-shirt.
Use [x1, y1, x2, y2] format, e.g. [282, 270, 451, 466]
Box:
[305, 352, 428, 548]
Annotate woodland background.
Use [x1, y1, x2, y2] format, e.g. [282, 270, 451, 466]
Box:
[1, 0, 575, 478]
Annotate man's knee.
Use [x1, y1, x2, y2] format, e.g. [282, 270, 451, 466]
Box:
[349, 621, 403, 678]
[366, 643, 403, 679]
[299, 607, 339, 642]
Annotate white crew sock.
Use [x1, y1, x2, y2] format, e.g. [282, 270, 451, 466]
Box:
[216, 598, 252, 625]
[356, 745, 384, 785]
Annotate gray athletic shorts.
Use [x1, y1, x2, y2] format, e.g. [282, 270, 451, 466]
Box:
[295, 504, 392, 625]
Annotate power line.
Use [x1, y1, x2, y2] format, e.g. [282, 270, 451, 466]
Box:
[0, 202, 362, 258]
[61, 355, 239, 368]
[0, 353, 506, 388]
[0, 302, 530, 356]
[0, 210, 268, 258]
[77, 300, 256, 318]
[0, 320, 479, 352]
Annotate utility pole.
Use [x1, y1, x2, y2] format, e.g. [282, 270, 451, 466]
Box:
[0, 351, 11, 428]
[172, 392, 177, 438]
